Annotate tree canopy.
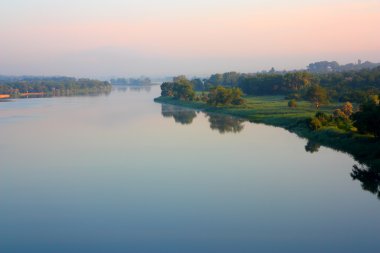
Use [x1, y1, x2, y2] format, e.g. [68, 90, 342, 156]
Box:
[304, 85, 329, 109]
[160, 76, 195, 101]
[352, 97, 380, 137]
[207, 86, 244, 106]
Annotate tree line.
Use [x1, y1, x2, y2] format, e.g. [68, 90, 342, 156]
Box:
[160, 69, 380, 138]
[0, 76, 112, 96]
[160, 75, 245, 106]
[185, 66, 380, 104]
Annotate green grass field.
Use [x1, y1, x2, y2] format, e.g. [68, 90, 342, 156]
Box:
[155, 95, 380, 169]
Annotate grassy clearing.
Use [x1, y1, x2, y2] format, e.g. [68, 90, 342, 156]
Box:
[154, 95, 380, 169]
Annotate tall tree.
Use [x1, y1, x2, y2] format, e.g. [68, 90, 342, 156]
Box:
[305, 85, 329, 109]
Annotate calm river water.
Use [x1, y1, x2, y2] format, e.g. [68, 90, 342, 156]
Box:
[0, 86, 379, 253]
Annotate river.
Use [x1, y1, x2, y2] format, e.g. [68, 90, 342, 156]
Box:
[0, 85, 379, 253]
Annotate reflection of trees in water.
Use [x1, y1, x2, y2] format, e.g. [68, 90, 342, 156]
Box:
[129, 86, 151, 92]
[161, 104, 197, 125]
[114, 86, 151, 93]
[206, 113, 245, 134]
[160, 104, 245, 133]
[303, 139, 380, 201]
[351, 164, 380, 199]
[305, 141, 380, 201]
[305, 140, 321, 153]
[115, 86, 128, 92]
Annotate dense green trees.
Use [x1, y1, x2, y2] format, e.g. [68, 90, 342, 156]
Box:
[159, 67, 380, 139]
[190, 78, 205, 91]
[207, 86, 244, 106]
[193, 66, 380, 103]
[161, 77, 244, 105]
[305, 95, 380, 137]
[0, 76, 111, 96]
[160, 64, 380, 103]
[201, 71, 316, 96]
[304, 85, 329, 109]
[238, 73, 284, 95]
[307, 102, 355, 131]
[283, 72, 315, 91]
[160, 77, 195, 101]
[352, 96, 380, 137]
[161, 82, 175, 97]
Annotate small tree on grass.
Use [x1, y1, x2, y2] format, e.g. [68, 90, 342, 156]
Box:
[304, 85, 328, 109]
[288, 99, 297, 108]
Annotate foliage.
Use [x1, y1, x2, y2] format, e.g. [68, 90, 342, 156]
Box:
[0, 76, 111, 96]
[307, 102, 354, 131]
[308, 117, 322, 130]
[195, 66, 380, 103]
[160, 76, 195, 101]
[352, 98, 380, 137]
[341, 102, 353, 117]
[190, 78, 205, 91]
[315, 111, 331, 126]
[304, 85, 329, 109]
[288, 99, 297, 108]
[173, 83, 195, 101]
[155, 94, 380, 174]
[161, 82, 175, 97]
[207, 86, 245, 106]
[332, 109, 353, 131]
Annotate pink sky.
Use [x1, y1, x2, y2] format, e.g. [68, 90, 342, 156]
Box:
[1, 1, 379, 77]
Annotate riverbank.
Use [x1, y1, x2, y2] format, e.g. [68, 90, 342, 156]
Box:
[155, 96, 380, 169]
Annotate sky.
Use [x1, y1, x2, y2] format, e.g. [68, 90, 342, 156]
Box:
[0, 0, 379, 78]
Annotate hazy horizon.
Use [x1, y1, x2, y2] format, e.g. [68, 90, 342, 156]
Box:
[1, 0, 380, 78]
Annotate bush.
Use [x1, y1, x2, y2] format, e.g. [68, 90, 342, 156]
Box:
[315, 111, 331, 126]
[308, 117, 322, 130]
[352, 99, 380, 137]
[288, 99, 297, 108]
[160, 78, 195, 101]
[207, 86, 245, 106]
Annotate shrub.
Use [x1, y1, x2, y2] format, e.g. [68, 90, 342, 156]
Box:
[308, 117, 322, 130]
[315, 111, 331, 126]
[207, 86, 245, 106]
[288, 99, 297, 108]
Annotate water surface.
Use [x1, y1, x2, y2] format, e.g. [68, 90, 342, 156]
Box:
[1, 86, 379, 253]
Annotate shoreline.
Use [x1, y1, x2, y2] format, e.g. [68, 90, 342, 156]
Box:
[154, 96, 380, 170]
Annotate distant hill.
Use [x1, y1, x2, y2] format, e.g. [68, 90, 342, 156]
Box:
[307, 60, 380, 73]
